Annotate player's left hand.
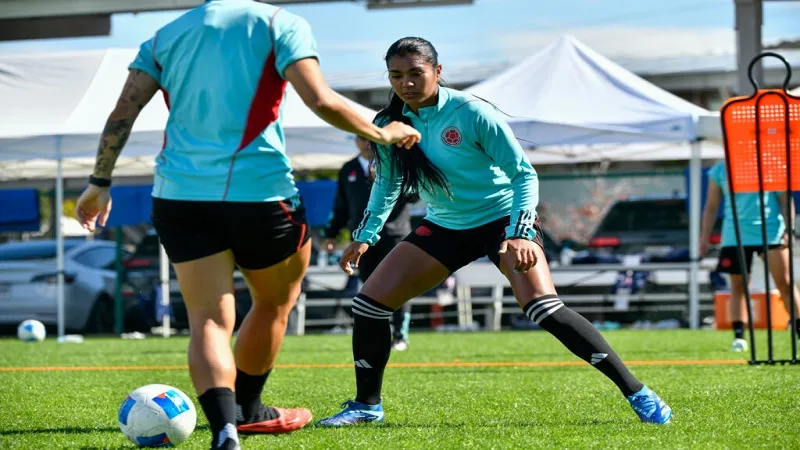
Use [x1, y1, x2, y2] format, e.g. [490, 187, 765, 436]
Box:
[76, 184, 112, 232]
[498, 238, 538, 273]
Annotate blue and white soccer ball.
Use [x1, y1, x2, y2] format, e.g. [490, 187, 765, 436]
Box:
[118, 384, 197, 448]
[17, 319, 46, 342]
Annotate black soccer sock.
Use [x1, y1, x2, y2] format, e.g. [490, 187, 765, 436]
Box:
[523, 295, 644, 397]
[351, 293, 393, 405]
[198, 387, 238, 448]
[794, 319, 800, 337]
[235, 369, 279, 423]
[732, 321, 746, 340]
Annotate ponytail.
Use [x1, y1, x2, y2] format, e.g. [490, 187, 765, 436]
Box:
[372, 91, 452, 198]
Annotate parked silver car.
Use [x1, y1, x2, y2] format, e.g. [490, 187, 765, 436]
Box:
[0, 239, 135, 333]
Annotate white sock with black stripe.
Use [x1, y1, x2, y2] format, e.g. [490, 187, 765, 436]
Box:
[351, 294, 393, 405]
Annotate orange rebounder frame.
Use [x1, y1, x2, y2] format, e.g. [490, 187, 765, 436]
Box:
[720, 52, 799, 365]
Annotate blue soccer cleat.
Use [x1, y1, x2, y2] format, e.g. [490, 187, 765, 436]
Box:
[315, 400, 384, 427]
[627, 386, 672, 424]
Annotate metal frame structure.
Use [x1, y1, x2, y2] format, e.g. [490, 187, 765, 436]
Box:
[0, 0, 473, 40]
[0, 0, 471, 19]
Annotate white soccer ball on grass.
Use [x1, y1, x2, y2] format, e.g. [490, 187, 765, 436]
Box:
[118, 384, 197, 447]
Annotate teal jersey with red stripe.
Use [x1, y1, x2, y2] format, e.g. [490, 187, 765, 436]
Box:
[130, 0, 319, 201]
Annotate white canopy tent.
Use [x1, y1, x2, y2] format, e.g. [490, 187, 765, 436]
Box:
[0, 48, 377, 176]
[466, 35, 722, 329]
[466, 35, 720, 148]
[0, 48, 377, 339]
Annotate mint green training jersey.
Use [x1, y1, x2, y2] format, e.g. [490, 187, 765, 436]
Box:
[353, 86, 539, 245]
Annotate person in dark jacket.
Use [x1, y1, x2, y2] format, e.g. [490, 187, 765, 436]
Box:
[323, 135, 416, 351]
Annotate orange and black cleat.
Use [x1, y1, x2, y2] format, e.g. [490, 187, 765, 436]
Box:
[236, 407, 312, 434]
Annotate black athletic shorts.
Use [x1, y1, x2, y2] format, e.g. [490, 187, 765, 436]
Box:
[402, 216, 544, 274]
[151, 195, 310, 270]
[716, 242, 786, 275]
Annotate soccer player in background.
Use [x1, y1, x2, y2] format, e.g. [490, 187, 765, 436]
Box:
[323, 135, 416, 351]
[700, 160, 800, 352]
[74, 1, 421, 448]
[316, 37, 672, 427]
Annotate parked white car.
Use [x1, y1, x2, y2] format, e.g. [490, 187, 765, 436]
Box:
[0, 239, 136, 333]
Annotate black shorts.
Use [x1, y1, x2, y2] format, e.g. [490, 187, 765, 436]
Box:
[151, 195, 310, 270]
[358, 233, 404, 283]
[716, 243, 786, 275]
[402, 216, 544, 274]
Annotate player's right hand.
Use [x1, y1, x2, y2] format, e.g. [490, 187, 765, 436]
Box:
[339, 241, 370, 275]
[76, 184, 112, 232]
[378, 121, 421, 149]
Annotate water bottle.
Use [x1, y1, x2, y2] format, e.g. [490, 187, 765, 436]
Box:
[57, 334, 84, 343]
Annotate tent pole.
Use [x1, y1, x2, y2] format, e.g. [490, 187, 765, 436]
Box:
[688, 139, 702, 330]
[56, 136, 66, 341]
[159, 242, 171, 338]
[114, 228, 124, 336]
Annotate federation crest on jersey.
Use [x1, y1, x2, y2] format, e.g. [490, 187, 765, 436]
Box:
[441, 127, 462, 147]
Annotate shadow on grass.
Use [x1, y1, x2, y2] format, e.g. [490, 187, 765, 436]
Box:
[0, 424, 209, 437]
[309, 417, 621, 430]
[0, 426, 120, 436]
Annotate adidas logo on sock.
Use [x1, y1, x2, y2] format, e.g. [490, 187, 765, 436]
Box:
[354, 359, 373, 369]
[590, 353, 608, 365]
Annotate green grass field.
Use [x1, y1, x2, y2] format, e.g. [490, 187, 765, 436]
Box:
[1, 329, 798, 449]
